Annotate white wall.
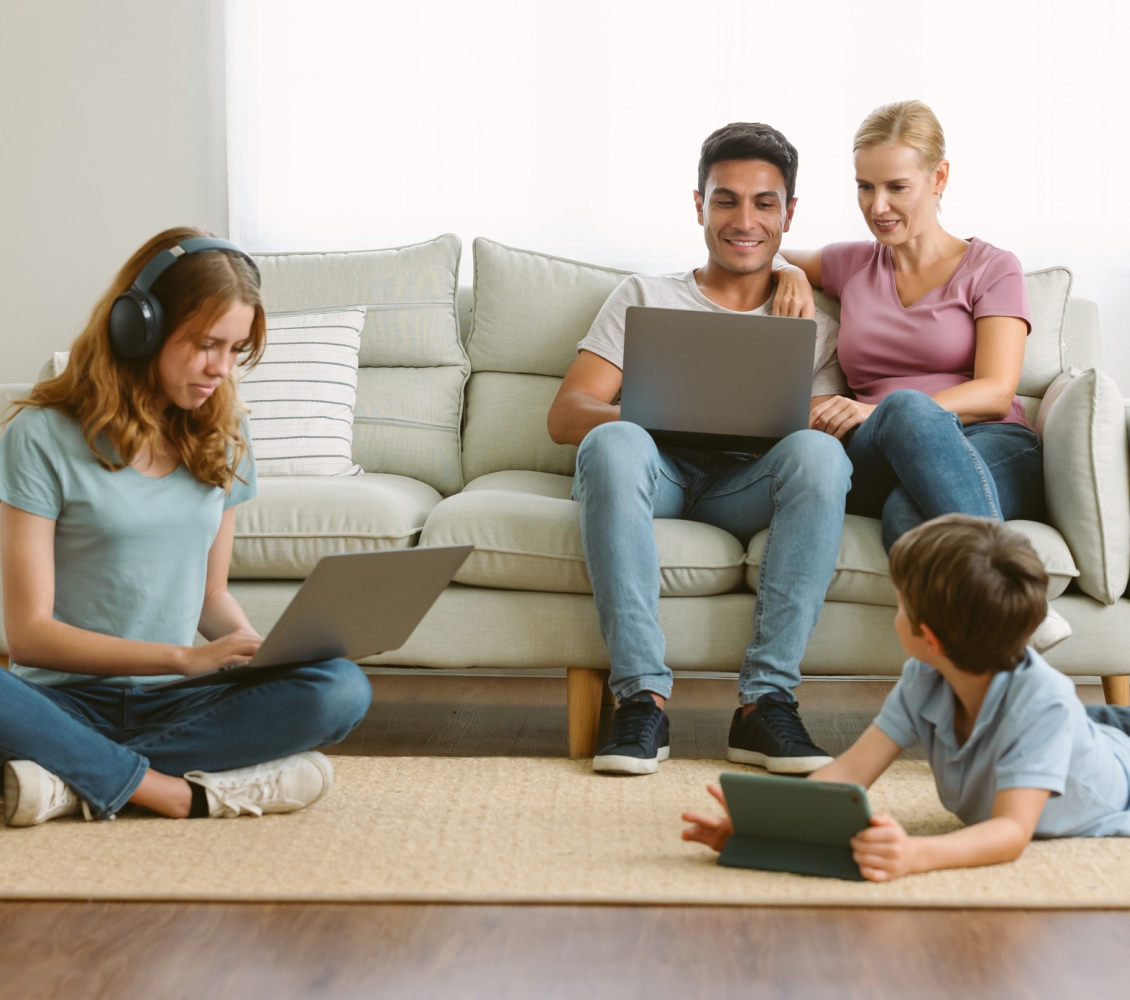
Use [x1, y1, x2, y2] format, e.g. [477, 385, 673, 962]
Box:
[0, 0, 228, 384]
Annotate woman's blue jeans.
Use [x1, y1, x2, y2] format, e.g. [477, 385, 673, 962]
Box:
[0, 659, 372, 819]
[845, 390, 1045, 551]
[572, 422, 852, 706]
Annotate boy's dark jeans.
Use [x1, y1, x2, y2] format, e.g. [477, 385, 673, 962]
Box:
[1087, 703, 1130, 738]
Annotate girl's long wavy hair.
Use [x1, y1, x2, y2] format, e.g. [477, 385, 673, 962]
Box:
[10, 227, 266, 490]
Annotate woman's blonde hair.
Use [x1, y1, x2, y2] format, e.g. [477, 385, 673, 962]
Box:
[853, 100, 946, 169]
[9, 226, 266, 490]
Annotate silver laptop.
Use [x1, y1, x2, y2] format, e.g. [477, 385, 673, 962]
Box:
[151, 545, 473, 690]
[620, 306, 817, 452]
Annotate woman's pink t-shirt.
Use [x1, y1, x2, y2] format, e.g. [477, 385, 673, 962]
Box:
[821, 238, 1032, 427]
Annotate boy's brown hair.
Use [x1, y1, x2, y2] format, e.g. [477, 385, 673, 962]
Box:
[888, 515, 1048, 675]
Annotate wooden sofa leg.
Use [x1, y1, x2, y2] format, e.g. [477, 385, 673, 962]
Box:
[567, 668, 607, 758]
[1102, 675, 1130, 707]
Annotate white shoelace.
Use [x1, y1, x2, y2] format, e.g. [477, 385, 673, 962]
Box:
[44, 777, 95, 821]
[185, 766, 304, 818]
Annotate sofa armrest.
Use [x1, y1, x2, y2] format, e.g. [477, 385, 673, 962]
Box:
[0, 384, 32, 426]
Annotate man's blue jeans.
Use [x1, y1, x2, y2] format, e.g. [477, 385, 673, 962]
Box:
[845, 390, 1045, 551]
[571, 422, 852, 706]
[0, 659, 372, 819]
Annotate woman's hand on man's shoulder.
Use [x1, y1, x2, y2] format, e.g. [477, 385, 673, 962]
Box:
[772, 265, 817, 319]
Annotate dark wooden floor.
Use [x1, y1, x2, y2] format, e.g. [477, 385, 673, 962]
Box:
[0, 672, 1117, 999]
[1, 901, 1126, 1000]
[336, 672, 928, 759]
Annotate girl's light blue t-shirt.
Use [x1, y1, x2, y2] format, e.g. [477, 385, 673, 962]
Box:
[0, 406, 257, 687]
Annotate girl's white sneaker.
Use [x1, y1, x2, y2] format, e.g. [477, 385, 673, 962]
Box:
[184, 752, 334, 818]
[4, 760, 91, 827]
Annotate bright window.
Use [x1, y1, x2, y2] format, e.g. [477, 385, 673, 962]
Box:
[227, 0, 1130, 387]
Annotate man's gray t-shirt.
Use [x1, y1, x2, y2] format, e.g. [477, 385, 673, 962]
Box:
[874, 649, 1130, 838]
[577, 271, 848, 397]
[0, 406, 258, 688]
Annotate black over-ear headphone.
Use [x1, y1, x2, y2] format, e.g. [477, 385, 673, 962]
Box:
[108, 237, 260, 360]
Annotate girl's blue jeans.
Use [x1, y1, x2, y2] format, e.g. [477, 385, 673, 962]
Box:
[0, 658, 372, 819]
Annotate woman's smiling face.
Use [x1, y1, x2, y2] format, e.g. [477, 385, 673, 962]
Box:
[854, 142, 948, 246]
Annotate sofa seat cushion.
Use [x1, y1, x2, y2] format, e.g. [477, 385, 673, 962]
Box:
[231, 473, 442, 579]
[462, 469, 575, 500]
[420, 478, 746, 596]
[746, 514, 1079, 605]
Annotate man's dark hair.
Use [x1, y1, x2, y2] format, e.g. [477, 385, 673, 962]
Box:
[697, 123, 799, 202]
[888, 515, 1048, 675]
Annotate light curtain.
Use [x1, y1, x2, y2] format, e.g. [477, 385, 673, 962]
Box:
[227, 0, 1130, 387]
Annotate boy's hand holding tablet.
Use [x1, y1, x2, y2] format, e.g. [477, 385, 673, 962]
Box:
[683, 515, 1130, 882]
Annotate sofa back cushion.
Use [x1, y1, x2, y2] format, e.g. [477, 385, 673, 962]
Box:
[461, 239, 631, 481]
[254, 234, 467, 496]
[462, 249, 1083, 480]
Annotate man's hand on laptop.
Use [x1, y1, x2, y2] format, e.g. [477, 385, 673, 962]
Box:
[177, 628, 265, 676]
[810, 396, 876, 439]
[771, 265, 816, 319]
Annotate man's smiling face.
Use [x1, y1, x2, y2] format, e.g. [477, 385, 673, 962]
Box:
[694, 159, 796, 275]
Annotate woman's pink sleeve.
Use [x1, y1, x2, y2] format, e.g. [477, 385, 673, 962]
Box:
[820, 242, 874, 297]
[973, 252, 1032, 333]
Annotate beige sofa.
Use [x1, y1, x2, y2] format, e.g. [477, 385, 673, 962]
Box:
[3, 234, 1129, 757]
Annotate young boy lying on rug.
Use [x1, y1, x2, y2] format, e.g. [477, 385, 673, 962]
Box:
[682, 515, 1130, 882]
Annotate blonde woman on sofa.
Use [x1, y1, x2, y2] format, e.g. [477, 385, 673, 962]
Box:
[0, 227, 372, 827]
[777, 101, 1045, 553]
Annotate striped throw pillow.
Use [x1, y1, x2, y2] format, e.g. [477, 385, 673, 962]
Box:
[242, 309, 366, 476]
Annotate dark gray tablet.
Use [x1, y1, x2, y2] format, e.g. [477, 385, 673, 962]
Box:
[716, 771, 872, 881]
[620, 306, 817, 453]
[150, 545, 472, 691]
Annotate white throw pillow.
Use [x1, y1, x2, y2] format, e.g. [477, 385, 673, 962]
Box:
[242, 309, 366, 476]
[1041, 367, 1130, 603]
[1034, 366, 1079, 439]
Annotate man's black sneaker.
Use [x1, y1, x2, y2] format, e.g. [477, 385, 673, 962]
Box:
[727, 692, 832, 774]
[592, 693, 670, 775]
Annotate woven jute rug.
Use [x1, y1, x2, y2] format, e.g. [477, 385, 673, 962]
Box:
[2, 757, 1128, 907]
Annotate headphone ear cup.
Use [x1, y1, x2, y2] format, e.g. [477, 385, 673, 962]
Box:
[109, 289, 165, 359]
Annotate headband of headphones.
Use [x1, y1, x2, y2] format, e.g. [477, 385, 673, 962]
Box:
[108, 237, 259, 360]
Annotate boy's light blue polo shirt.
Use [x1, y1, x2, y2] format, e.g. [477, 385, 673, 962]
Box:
[874, 649, 1130, 837]
[0, 406, 257, 688]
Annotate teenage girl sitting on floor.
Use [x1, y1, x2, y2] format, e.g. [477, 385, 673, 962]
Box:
[683, 515, 1130, 881]
[0, 227, 372, 827]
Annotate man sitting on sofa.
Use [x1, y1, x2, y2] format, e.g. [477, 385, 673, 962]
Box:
[547, 122, 851, 776]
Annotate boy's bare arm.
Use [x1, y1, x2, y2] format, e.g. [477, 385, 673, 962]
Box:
[546, 351, 623, 446]
[809, 724, 902, 788]
[682, 727, 903, 855]
[851, 787, 1051, 882]
[681, 782, 733, 852]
